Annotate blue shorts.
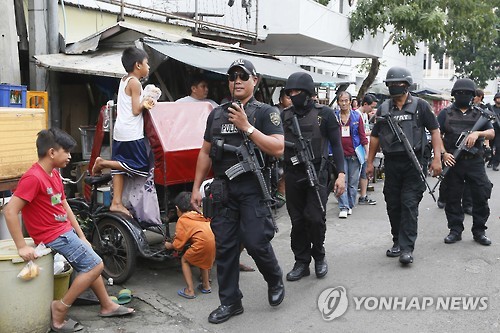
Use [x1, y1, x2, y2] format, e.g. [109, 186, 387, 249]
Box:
[47, 229, 102, 273]
[360, 162, 367, 180]
[112, 139, 149, 177]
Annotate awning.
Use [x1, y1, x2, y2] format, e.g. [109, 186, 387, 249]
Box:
[142, 39, 345, 86]
[34, 48, 125, 78]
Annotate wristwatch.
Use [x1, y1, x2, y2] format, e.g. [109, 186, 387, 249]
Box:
[246, 125, 255, 136]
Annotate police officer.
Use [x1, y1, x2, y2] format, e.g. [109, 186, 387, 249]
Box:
[489, 92, 500, 171]
[438, 78, 494, 246]
[367, 67, 443, 265]
[191, 59, 285, 324]
[282, 72, 346, 281]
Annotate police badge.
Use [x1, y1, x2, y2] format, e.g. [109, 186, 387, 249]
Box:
[270, 112, 281, 126]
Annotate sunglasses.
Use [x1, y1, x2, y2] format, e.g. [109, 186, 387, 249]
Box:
[228, 72, 250, 82]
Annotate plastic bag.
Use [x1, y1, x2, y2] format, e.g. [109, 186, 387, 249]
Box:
[143, 84, 162, 101]
[34, 243, 51, 257]
[17, 260, 41, 281]
[53, 253, 68, 275]
[142, 84, 162, 109]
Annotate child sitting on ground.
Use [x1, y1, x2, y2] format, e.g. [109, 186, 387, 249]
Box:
[4, 128, 134, 333]
[165, 191, 215, 299]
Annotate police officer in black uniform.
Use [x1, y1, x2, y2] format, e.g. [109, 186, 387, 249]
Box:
[367, 67, 443, 265]
[490, 92, 500, 171]
[282, 72, 346, 281]
[191, 59, 285, 324]
[438, 78, 494, 246]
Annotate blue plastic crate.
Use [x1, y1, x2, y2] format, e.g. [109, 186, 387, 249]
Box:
[0, 84, 27, 108]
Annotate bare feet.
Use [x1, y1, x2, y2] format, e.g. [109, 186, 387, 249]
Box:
[92, 157, 104, 175]
[110, 203, 132, 217]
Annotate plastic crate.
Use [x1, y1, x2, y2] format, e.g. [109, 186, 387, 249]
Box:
[0, 84, 27, 108]
[27, 91, 48, 128]
[79, 126, 111, 160]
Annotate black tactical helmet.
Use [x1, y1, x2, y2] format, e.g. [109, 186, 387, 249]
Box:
[384, 67, 413, 86]
[285, 72, 315, 96]
[451, 78, 476, 96]
[493, 92, 500, 100]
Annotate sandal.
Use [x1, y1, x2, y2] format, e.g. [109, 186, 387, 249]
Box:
[197, 283, 211, 294]
[177, 288, 196, 299]
[99, 305, 135, 317]
[50, 318, 84, 332]
[116, 288, 132, 305]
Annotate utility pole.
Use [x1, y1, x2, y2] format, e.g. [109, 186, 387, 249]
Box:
[0, 0, 21, 84]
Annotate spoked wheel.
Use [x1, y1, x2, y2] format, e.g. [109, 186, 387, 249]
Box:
[93, 218, 137, 284]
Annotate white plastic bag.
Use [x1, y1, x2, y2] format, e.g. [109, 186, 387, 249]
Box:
[17, 260, 41, 281]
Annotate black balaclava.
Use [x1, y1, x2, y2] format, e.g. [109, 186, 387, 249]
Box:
[454, 93, 474, 109]
[291, 91, 313, 116]
[388, 85, 408, 97]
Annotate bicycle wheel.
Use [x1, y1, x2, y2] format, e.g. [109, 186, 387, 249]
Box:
[93, 218, 137, 284]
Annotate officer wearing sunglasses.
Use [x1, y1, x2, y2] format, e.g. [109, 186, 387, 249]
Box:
[191, 59, 285, 324]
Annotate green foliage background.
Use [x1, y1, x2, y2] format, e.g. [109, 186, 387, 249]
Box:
[349, 0, 499, 91]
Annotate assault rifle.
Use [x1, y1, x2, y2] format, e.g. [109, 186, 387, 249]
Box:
[431, 106, 496, 193]
[379, 114, 436, 202]
[285, 114, 325, 213]
[221, 131, 278, 232]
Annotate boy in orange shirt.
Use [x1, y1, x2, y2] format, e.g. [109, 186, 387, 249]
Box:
[165, 191, 215, 299]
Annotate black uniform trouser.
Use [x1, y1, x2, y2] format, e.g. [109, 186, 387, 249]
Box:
[210, 173, 282, 306]
[285, 167, 329, 264]
[438, 178, 472, 209]
[491, 128, 500, 167]
[383, 156, 425, 253]
[444, 156, 492, 235]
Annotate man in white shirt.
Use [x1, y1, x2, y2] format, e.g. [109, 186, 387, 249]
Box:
[176, 74, 218, 108]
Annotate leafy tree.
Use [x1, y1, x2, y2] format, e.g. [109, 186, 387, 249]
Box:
[349, 0, 500, 98]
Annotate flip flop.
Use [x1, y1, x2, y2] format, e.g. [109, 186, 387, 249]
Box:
[110, 296, 119, 304]
[197, 283, 211, 294]
[177, 288, 196, 299]
[116, 288, 132, 305]
[98, 305, 135, 317]
[50, 318, 84, 332]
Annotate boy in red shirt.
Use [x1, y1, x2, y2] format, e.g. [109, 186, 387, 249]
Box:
[4, 128, 134, 332]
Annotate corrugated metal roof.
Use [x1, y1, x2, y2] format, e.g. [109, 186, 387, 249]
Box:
[34, 48, 125, 78]
[143, 38, 345, 85]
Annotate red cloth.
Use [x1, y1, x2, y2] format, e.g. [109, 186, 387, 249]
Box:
[172, 211, 215, 270]
[13, 163, 72, 245]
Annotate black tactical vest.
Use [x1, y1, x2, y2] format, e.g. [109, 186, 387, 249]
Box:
[442, 105, 483, 154]
[283, 104, 325, 166]
[378, 97, 423, 154]
[209, 99, 260, 176]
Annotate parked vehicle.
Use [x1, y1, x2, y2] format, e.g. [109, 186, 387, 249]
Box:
[66, 101, 213, 283]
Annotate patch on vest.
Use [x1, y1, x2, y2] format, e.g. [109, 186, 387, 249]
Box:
[394, 114, 413, 122]
[270, 112, 281, 126]
[221, 123, 239, 134]
[318, 116, 322, 126]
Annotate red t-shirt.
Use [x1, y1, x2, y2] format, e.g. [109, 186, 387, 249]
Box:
[14, 163, 72, 244]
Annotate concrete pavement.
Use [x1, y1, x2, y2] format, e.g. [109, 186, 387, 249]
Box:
[66, 167, 500, 333]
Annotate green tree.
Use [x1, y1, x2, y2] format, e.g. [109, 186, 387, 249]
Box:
[349, 0, 500, 98]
